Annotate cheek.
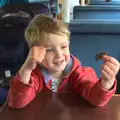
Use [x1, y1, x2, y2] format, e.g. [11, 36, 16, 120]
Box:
[63, 48, 70, 60]
[65, 48, 70, 54]
[42, 60, 49, 69]
[41, 55, 48, 66]
[64, 54, 70, 61]
[42, 55, 53, 68]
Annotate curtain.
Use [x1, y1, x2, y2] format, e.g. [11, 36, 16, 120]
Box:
[0, 0, 28, 7]
[7, 0, 28, 4]
[0, 0, 8, 7]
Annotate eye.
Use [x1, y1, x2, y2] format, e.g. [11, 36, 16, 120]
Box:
[61, 45, 68, 49]
[46, 48, 55, 52]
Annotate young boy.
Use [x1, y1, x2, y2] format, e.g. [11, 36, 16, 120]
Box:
[7, 15, 120, 109]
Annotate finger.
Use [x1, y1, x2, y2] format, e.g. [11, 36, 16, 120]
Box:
[101, 64, 115, 78]
[105, 62, 119, 74]
[102, 55, 120, 67]
[101, 69, 110, 81]
[32, 46, 46, 53]
[29, 56, 38, 63]
[30, 48, 41, 63]
[38, 46, 46, 53]
[32, 46, 46, 56]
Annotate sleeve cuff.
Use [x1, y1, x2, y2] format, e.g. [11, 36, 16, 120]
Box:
[96, 79, 116, 97]
[96, 79, 117, 97]
[11, 72, 34, 94]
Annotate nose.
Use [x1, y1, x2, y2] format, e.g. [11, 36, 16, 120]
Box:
[55, 48, 63, 58]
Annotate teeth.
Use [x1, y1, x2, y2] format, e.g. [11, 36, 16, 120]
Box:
[54, 60, 63, 65]
[55, 61, 61, 64]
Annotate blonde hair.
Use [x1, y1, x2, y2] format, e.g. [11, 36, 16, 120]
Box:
[25, 14, 70, 48]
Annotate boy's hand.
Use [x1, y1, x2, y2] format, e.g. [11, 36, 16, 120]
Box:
[100, 55, 120, 90]
[23, 46, 46, 71]
[19, 46, 46, 84]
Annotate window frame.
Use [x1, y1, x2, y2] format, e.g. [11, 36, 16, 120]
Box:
[90, 0, 120, 5]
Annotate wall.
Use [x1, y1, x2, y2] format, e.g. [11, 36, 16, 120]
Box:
[69, 21, 120, 77]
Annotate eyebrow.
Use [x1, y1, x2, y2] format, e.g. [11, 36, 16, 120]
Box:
[60, 42, 70, 45]
[45, 42, 69, 48]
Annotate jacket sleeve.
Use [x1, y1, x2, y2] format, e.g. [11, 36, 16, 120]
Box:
[7, 70, 43, 109]
[74, 66, 116, 107]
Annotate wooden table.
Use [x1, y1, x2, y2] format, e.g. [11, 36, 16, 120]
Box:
[0, 92, 120, 120]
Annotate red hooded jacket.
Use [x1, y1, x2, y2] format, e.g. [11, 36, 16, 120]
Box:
[7, 55, 116, 109]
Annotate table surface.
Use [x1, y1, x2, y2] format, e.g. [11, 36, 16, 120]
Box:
[0, 92, 120, 120]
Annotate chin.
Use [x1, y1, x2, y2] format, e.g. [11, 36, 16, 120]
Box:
[53, 66, 66, 72]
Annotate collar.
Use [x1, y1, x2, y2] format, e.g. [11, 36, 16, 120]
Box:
[40, 55, 73, 85]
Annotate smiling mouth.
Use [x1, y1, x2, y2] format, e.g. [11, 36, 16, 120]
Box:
[53, 60, 64, 65]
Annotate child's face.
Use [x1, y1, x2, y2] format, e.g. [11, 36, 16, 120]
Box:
[40, 33, 70, 73]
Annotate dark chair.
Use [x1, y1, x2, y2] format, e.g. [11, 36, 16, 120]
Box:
[0, 2, 52, 105]
[0, 15, 30, 105]
[0, 2, 51, 18]
[0, 16, 30, 105]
